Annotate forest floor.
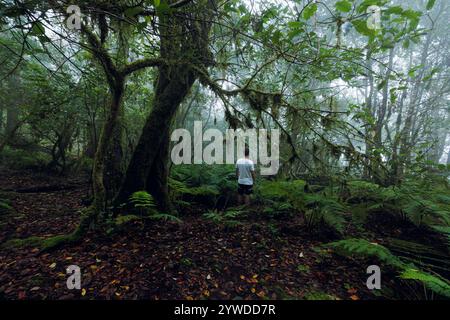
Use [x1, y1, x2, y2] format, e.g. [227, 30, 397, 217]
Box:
[0, 168, 389, 300]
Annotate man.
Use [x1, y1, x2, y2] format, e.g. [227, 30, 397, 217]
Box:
[236, 146, 256, 205]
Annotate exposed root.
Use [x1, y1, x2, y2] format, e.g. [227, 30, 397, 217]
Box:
[2, 207, 97, 252]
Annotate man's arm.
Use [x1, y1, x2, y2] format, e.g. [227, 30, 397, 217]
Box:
[236, 168, 239, 179]
[251, 169, 256, 183]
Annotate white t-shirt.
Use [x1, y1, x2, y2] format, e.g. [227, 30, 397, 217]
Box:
[236, 158, 255, 185]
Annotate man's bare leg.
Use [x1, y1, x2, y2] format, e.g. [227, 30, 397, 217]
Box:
[237, 194, 243, 205]
[244, 195, 250, 205]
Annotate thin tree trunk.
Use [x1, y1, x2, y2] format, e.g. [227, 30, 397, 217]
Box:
[92, 80, 125, 215]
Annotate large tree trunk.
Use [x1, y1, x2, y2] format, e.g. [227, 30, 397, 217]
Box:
[146, 126, 172, 212]
[116, 64, 196, 207]
[116, 0, 215, 208]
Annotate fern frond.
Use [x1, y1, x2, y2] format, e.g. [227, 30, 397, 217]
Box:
[400, 268, 450, 298]
[324, 238, 405, 268]
[149, 213, 182, 223]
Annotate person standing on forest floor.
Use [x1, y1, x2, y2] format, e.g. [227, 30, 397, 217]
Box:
[236, 146, 256, 205]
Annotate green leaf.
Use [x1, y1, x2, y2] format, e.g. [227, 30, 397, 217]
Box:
[288, 21, 303, 29]
[156, 2, 171, 16]
[356, 0, 385, 14]
[30, 22, 45, 36]
[385, 6, 403, 15]
[154, 0, 161, 7]
[302, 3, 317, 20]
[335, 0, 352, 13]
[124, 7, 143, 18]
[426, 0, 436, 10]
[351, 19, 376, 37]
[402, 39, 410, 49]
[377, 79, 387, 90]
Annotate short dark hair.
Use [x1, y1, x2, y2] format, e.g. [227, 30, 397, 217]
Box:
[244, 146, 250, 156]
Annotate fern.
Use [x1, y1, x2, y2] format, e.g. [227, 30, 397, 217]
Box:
[203, 210, 223, 223]
[263, 202, 294, 218]
[323, 238, 405, 268]
[431, 226, 450, 249]
[400, 268, 450, 298]
[149, 213, 182, 223]
[324, 239, 450, 298]
[305, 195, 347, 235]
[435, 194, 450, 205]
[257, 180, 306, 202]
[345, 180, 388, 204]
[129, 191, 156, 209]
[128, 191, 182, 223]
[404, 199, 450, 227]
[203, 208, 245, 225]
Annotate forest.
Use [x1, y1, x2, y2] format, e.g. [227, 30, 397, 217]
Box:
[0, 0, 449, 302]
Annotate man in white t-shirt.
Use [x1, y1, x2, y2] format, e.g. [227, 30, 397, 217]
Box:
[236, 146, 256, 205]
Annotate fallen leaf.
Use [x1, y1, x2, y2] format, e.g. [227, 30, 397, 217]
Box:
[256, 290, 265, 298]
[347, 288, 358, 294]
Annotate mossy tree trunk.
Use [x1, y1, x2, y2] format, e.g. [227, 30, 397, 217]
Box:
[116, 0, 215, 210]
[116, 64, 196, 210]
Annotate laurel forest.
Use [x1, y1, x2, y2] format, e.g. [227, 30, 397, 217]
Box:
[0, 0, 449, 300]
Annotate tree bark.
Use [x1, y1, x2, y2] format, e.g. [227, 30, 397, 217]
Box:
[116, 64, 196, 207]
[92, 79, 125, 214]
[116, 0, 215, 208]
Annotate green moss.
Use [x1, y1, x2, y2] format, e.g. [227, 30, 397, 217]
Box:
[3, 236, 44, 249]
[115, 214, 141, 225]
[41, 233, 81, 251]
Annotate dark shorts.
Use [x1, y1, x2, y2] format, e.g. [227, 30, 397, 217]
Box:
[238, 183, 253, 195]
